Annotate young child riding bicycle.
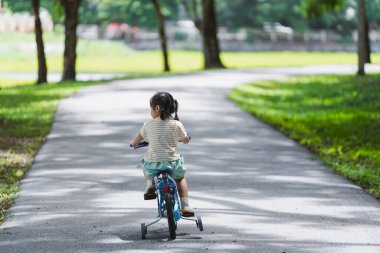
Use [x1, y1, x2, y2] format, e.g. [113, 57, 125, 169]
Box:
[130, 92, 194, 217]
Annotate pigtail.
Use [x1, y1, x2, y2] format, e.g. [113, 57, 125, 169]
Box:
[160, 109, 166, 120]
[174, 99, 179, 121]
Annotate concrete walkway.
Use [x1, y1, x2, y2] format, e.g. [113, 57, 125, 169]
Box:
[1, 65, 380, 253]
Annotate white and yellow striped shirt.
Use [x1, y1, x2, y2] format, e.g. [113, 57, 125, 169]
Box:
[140, 118, 187, 162]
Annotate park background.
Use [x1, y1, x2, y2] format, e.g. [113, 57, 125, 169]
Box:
[0, 0, 379, 224]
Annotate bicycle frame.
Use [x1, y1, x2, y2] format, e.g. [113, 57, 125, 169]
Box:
[156, 171, 181, 222]
[132, 141, 203, 239]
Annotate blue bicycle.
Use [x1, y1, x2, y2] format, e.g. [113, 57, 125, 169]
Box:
[132, 141, 203, 240]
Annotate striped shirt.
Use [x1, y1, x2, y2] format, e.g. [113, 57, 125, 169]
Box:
[140, 119, 187, 162]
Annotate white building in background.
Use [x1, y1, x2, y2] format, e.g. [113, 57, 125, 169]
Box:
[0, 6, 53, 33]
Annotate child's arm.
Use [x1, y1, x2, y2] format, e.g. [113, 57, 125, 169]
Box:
[181, 134, 191, 144]
[130, 134, 144, 148]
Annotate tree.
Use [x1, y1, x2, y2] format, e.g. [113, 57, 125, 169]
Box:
[202, 0, 224, 69]
[151, 0, 170, 72]
[357, 0, 366, 75]
[31, 0, 48, 84]
[364, 10, 371, 63]
[60, 0, 81, 81]
[182, 0, 224, 69]
[180, 0, 202, 31]
[302, 0, 370, 75]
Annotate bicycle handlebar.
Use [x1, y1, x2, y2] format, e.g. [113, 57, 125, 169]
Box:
[130, 141, 149, 149]
[130, 135, 191, 149]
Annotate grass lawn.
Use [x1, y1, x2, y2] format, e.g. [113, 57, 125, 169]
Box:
[2, 32, 380, 76]
[229, 74, 380, 199]
[2, 32, 380, 223]
[0, 80, 34, 89]
[0, 81, 103, 222]
[0, 71, 168, 222]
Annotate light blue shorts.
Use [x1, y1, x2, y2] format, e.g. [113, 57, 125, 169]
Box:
[142, 155, 186, 180]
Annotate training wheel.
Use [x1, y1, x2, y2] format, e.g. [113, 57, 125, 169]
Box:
[141, 223, 147, 239]
[196, 216, 203, 231]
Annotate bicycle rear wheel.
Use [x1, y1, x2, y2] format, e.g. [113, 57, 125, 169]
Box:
[164, 192, 176, 240]
[141, 223, 147, 239]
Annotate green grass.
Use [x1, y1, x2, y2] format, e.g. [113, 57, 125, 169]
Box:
[0, 81, 100, 222]
[229, 74, 380, 199]
[0, 80, 34, 89]
[222, 51, 380, 68]
[2, 32, 380, 222]
[0, 72, 168, 222]
[2, 32, 380, 75]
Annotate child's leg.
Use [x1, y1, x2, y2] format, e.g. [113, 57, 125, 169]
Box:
[175, 177, 194, 216]
[143, 169, 149, 180]
[175, 177, 188, 198]
[143, 169, 155, 194]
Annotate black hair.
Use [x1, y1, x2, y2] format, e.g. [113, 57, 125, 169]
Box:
[150, 92, 179, 121]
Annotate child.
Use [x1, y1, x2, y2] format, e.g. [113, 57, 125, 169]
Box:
[130, 91, 194, 217]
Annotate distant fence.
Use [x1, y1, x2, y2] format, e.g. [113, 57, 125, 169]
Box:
[76, 24, 380, 52]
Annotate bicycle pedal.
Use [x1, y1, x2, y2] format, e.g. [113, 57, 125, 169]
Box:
[181, 212, 195, 217]
[144, 193, 157, 200]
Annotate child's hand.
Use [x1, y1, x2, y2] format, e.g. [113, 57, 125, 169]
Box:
[130, 134, 144, 148]
[130, 141, 138, 148]
[182, 134, 191, 144]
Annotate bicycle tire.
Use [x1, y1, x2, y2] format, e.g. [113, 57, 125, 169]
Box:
[141, 223, 147, 239]
[197, 216, 203, 231]
[164, 192, 176, 240]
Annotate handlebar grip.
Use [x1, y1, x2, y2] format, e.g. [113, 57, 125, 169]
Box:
[138, 141, 149, 147]
[131, 141, 149, 149]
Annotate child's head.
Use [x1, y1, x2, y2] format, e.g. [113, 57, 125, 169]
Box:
[150, 92, 179, 121]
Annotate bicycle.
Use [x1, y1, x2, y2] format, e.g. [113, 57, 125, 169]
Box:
[131, 141, 203, 240]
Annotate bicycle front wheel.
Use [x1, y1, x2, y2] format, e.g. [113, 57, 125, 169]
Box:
[164, 192, 176, 240]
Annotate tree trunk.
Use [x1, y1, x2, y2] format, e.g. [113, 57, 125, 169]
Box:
[60, 0, 80, 81]
[151, 0, 170, 72]
[364, 11, 371, 63]
[180, 0, 205, 60]
[31, 0, 48, 84]
[180, 0, 202, 31]
[357, 0, 366, 75]
[202, 0, 224, 69]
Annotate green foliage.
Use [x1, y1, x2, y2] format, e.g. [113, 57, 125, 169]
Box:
[52, 0, 64, 23]
[215, 0, 358, 31]
[302, 0, 345, 18]
[216, 0, 308, 30]
[230, 74, 380, 199]
[4, 0, 380, 31]
[366, 0, 380, 28]
[216, 0, 260, 28]
[0, 73, 169, 222]
[3, 0, 179, 27]
[78, 0, 180, 27]
[2, 0, 31, 13]
[300, 0, 358, 32]
[3, 0, 54, 13]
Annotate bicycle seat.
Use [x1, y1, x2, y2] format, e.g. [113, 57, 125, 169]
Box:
[155, 169, 173, 177]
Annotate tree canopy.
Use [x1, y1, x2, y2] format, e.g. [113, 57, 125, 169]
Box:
[3, 0, 380, 31]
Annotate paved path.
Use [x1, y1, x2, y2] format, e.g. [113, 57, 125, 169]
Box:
[1, 65, 380, 253]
